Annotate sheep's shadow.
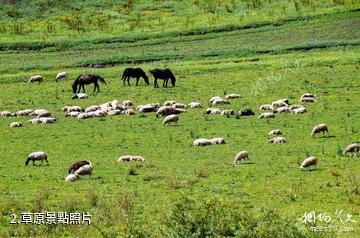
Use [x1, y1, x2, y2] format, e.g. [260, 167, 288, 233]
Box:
[232, 161, 255, 166]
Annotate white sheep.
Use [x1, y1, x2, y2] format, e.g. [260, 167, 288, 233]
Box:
[123, 100, 134, 107]
[273, 106, 290, 114]
[258, 112, 276, 119]
[300, 156, 317, 170]
[67, 106, 83, 112]
[225, 93, 241, 99]
[65, 174, 79, 182]
[268, 129, 282, 136]
[209, 96, 223, 103]
[271, 99, 288, 108]
[55, 71, 68, 81]
[212, 98, 229, 105]
[267, 136, 286, 144]
[311, 123, 329, 137]
[10, 122, 22, 128]
[124, 109, 135, 115]
[234, 151, 249, 163]
[39, 117, 56, 124]
[301, 93, 315, 98]
[221, 110, 235, 116]
[28, 118, 42, 124]
[28, 75, 43, 84]
[300, 97, 316, 103]
[193, 138, 212, 146]
[188, 102, 202, 108]
[15, 109, 33, 116]
[75, 161, 93, 177]
[163, 114, 179, 126]
[289, 105, 303, 110]
[65, 111, 80, 117]
[137, 104, 159, 113]
[260, 104, 273, 110]
[77, 113, 90, 119]
[25, 151, 48, 166]
[72, 93, 88, 99]
[291, 107, 307, 114]
[31, 109, 50, 116]
[343, 143, 359, 158]
[118, 155, 145, 162]
[205, 108, 221, 115]
[210, 137, 225, 144]
[172, 103, 186, 109]
[0, 111, 14, 117]
[107, 109, 122, 116]
[164, 100, 177, 106]
[36, 111, 53, 118]
[85, 105, 101, 113]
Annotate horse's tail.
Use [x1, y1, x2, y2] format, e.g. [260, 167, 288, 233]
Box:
[98, 76, 107, 85]
[121, 69, 128, 80]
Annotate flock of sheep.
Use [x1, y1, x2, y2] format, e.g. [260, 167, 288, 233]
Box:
[1, 72, 359, 182]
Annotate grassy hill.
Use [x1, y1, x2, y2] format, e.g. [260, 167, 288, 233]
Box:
[0, 0, 359, 237]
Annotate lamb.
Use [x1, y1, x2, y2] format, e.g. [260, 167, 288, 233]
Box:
[65, 174, 79, 182]
[267, 136, 286, 144]
[15, 109, 33, 116]
[123, 100, 134, 107]
[118, 155, 145, 162]
[55, 71, 68, 82]
[221, 110, 235, 116]
[210, 138, 225, 144]
[300, 97, 316, 103]
[260, 104, 273, 110]
[85, 105, 101, 113]
[28, 75, 43, 84]
[10, 122, 22, 128]
[311, 123, 329, 137]
[234, 151, 249, 163]
[225, 94, 241, 99]
[163, 114, 179, 126]
[188, 102, 202, 108]
[239, 109, 255, 116]
[271, 99, 288, 108]
[193, 138, 212, 146]
[75, 161, 93, 177]
[25, 151, 48, 166]
[65, 111, 80, 117]
[291, 107, 307, 114]
[343, 143, 359, 158]
[164, 100, 177, 106]
[72, 93, 88, 99]
[273, 106, 290, 114]
[212, 98, 229, 105]
[0, 111, 14, 117]
[268, 129, 282, 136]
[68, 160, 91, 174]
[205, 108, 221, 115]
[300, 156, 317, 170]
[258, 112, 276, 119]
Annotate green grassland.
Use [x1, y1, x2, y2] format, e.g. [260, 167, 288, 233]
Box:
[1, 0, 360, 237]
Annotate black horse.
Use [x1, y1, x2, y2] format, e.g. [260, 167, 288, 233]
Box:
[150, 68, 176, 88]
[121, 68, 149, 86]
[72, 74, 107, 93]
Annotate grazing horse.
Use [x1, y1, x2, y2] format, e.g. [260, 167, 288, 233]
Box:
[121, 68, 149, 86]
[72, 74, 107, 93]
[150, 68, 176, 88]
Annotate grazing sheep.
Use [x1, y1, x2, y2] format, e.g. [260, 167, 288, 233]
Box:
[289, 105, 303, 110]
[65, 111, 80, 117]
[258, 112, 276, 119]
[271, 100, 288, 108]
[300, 97, 317, 103]
[31, 109, 50, 116]
[268, 129, 282, 136]
[65, 174, 79, 182]
[163, 114, 179, 126]
[15, 109, 33, 116]
[193, 138, 212, 146]
[118, 155, 145, 162]
[39, 117, 56, 124]
[28, 75, 43, 84]
[273, 106, 290, 114]
[164, 100, 177, 106]
[267, 136, 286, 144]
[212, 98, 229, 105]
[36, 111, 52, 118]
[311, 123, 329, 137]
[239, 109, 255, 116]
[188, 102, 202, 108]
[123, 100, 134, 107]
[221, 110, 235, 116]
[72, 93, 88, 99]
[156, 106, 185, 117]
[205, 108, 221, 115]
[75, 161, 93, 177]
[210, 137, 225, 144]
[209, 96, 223, 103]
[10, 122, 22, 128]
[66, 106, 83, 112]
[28, 118, 42, 124]
[25, 151, 48, 166]
[225, 93, 241, 99]
[300, 156, 317, 170]
[172, 103, 186, 109]
[77, 113, 90, 119]
[0, 111, 14, 117]
[260, 104, 273, 110]
[137, 104, 159, 113]
[85, 105, 100, 113]
[94, 109, 106, 117]
[124, 109, 135, 115]
[55, 71, 68, 82]
[107, 109, 122, 116]
[343, 143, 359, 158]
[291, 107, 307, 114]
[301, 93, 315, 98]
[68, 160, 91, 174]
[234, 151, 249, 163]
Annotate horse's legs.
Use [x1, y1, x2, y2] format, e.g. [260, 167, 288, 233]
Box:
[136, 77, 139, 86]
[82, 84, 85, 93]
[77, 85, 81, 93]
[165, 78, 169, 88]
[154, 78, 158, 88]
[123, 77, 126, 86]
[163, 79, 166, 87]
[97, 82, 100, 92]
[127, 77, 131, 86]
[45, 157, 49, 166]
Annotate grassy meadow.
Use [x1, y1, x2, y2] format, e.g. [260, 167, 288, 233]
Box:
[0, 0, 360, 237]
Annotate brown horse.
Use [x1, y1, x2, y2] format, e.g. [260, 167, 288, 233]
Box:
[72, 74, 107, 93]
